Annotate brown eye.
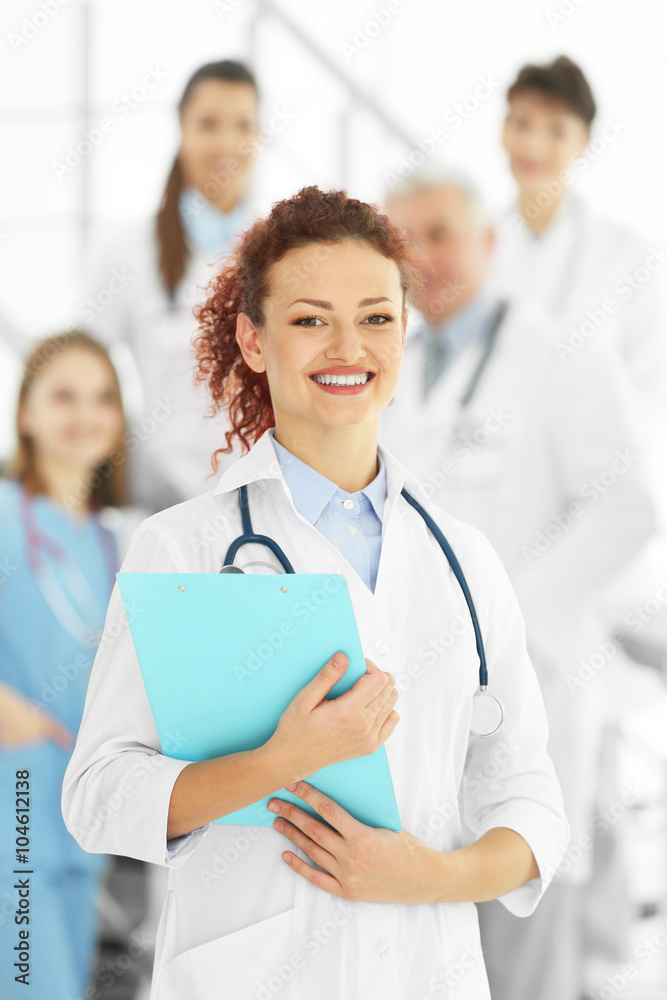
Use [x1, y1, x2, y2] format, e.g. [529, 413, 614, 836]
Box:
[364, 314, 393, 325]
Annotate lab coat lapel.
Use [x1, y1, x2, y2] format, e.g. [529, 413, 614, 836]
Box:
[212, 428, 419, 636]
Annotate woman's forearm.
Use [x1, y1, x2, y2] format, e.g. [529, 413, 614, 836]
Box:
[431, 827, 540, 903]
[166, 742, 299, 840]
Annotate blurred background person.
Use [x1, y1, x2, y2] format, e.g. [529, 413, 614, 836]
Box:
[380, 172, 659, 1000]
[0, 331, 126, 999]
[490, 55, 667, 991]
[490, 55, 667, 414]
[490, 56, 667, 645]
[84, 59, 262, 514]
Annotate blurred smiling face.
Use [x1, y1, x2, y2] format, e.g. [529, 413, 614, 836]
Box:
[179, 80, 259, 198]
[502, 91, 590, 195]
[19, 348, 123, 472]
[237, 240, 407, 436]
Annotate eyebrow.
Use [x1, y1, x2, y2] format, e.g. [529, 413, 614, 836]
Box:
[287, 297, 395, 309]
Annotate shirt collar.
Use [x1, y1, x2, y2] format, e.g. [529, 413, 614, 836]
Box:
[212, 425, 424, 517]
[420, 286, 494, 343]
[178, 187, 252, 257]
[270, 430, 387, 525]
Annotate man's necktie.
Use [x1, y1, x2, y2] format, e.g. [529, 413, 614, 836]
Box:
[422, 331, 449, 398]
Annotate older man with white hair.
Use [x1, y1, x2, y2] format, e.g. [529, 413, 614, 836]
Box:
[380, 171, 658, 1000]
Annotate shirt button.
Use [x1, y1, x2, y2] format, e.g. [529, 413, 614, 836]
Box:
[346, 525, 358, 535]
[376, 638, 390, 655]
[342, 498, 354, 510]
[377, 938, 390, 956]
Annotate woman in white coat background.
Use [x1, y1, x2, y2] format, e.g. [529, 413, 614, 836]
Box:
[490, 58, 667, 986]
[62, 185, 568, 1000]
[490, 56, 667, 643]
[490, 56, 667, 414]
[82, 59, 263, 514]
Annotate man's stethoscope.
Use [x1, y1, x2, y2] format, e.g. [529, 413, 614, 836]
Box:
[222, 483, 504, 738]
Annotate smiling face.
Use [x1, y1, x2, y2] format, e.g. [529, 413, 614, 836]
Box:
[236, 240, 407, 444]
[179, 79, 259, 208]
[19, 348, 124, 475]
[502, 91, 590, 197]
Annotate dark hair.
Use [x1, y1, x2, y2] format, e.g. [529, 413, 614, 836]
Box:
[193, 185, 424, 466]
[8, 330, 127, 509]
[507, 56, 596, 126]
[156, 59, 259, 298]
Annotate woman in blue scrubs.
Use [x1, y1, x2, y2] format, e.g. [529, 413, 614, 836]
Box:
[0, 331, 126, 999]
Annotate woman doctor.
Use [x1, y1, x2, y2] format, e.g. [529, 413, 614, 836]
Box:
[62, 186, 569, 1000]
[490, 55, 667, 409]
[83, 59, 262, 513]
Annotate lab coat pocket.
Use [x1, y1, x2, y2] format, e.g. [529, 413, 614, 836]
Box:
[156, 907, 298, 1000]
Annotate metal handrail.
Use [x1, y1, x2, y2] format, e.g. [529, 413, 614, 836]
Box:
[253, 0, 420, 152]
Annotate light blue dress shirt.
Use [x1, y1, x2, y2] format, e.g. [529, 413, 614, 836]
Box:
[420, 289, 498, 396]
[178, 187, 252, 258]
[269, 429, 387, 594]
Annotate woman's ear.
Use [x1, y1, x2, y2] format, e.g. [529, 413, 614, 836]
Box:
[236, 313, 266, 373]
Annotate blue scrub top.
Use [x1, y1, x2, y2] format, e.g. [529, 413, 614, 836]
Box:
[0, 479, 116, 870]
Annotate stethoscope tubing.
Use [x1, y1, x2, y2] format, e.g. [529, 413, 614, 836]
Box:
[223, 484, 488, 688]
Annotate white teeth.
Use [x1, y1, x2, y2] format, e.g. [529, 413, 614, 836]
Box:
[311, 373, 373, 386]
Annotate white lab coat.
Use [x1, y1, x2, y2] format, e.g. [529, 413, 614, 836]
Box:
[489, 193, 667, 411]
[490, 193, 667, 557]
[380, 297, 657, 883]
[62, 427, 568, 1000]
[82, 210, 259, 512]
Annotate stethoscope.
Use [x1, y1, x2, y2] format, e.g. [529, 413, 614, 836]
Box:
[20, 485, 118, 648]
[222, 483, 504, 738]
[438, 301, 509, 460]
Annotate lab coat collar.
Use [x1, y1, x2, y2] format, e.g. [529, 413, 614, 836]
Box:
[212, 425, 427, 518]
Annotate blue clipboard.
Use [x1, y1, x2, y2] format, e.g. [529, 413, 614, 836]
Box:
[116, 572, 401, 831]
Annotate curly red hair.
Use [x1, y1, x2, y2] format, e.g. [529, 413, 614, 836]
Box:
[193, 185, 423, 468]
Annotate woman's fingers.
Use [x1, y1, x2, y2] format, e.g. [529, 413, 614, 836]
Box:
[298, 652, 349, 711]
[44, 715, 75, 749]
[377, 709, 400, 745]
[364, 678, 398, 724]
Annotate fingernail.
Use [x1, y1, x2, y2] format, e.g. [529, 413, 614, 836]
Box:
[285, 782, 297, 791]
[267, 801, 279, 812]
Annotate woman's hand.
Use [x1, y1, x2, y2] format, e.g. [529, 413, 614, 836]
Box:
[0, 682, 74, 750]
[264, 653, 399, 782]
[266, 780, 438, 904]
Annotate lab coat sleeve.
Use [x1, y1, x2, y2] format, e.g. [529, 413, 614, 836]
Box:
[511, 338, 659, 663]
[61, 515, 212, 867]
[613, 238, 667, 411]
[80, 229, 139, 349]
[458, 527, 570, 917]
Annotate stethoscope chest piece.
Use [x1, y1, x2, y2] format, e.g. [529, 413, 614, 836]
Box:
[470, 688, 504, 738]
